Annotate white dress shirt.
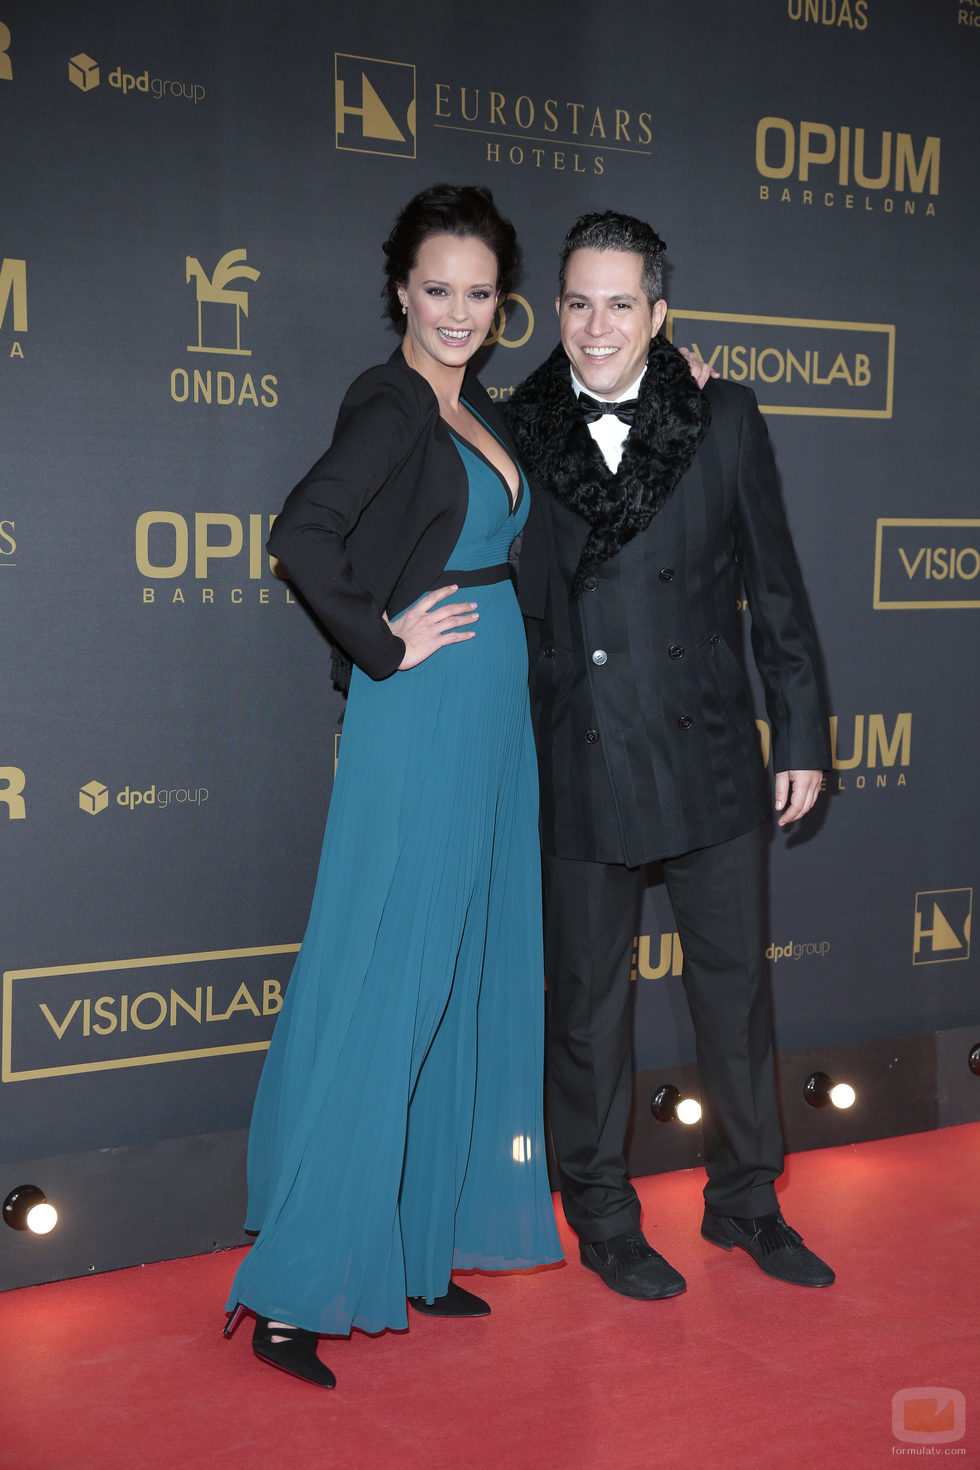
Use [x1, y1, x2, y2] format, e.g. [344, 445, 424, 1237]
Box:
[570, 367, 646, 473]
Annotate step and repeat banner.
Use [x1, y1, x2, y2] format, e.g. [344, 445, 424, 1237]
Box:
[2, 0, 977, 1244]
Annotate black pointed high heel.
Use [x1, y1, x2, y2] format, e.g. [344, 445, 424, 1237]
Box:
[408, 1280, 490, 1317]
[224, 1304, 336, 1389]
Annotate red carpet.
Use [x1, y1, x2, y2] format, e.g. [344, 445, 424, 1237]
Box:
[3, 1125, 977, 1470]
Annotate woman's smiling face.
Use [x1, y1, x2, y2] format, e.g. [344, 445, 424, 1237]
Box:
[398, 233, 500, 375]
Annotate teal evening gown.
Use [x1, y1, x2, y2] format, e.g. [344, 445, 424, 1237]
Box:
[226, 418, 562, 1336]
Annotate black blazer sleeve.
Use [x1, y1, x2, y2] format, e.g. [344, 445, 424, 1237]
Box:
[267, 368, 427, 681]
[726, 387, 831, 772]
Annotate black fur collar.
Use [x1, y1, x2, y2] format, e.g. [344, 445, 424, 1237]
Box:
[507, 337, 710, 597]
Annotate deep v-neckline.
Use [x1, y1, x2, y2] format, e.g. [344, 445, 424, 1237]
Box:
[448, 416, 523, 517]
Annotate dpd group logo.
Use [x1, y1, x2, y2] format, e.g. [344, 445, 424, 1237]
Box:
[68, 49, 205, 102]
[79, 779, 208, 814]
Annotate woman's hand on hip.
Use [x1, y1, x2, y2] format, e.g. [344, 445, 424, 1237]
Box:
[385, 586, 478, 670]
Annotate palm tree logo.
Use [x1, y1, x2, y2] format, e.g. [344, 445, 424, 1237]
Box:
[185, 249, 261, 356]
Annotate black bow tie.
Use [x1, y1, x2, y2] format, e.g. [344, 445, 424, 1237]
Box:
[576, 392, 639, 426]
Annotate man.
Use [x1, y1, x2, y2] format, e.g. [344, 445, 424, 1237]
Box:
[507, 211, 833, 1300]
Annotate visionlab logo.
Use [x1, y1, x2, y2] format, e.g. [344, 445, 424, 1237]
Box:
[874, 518, 980, 609]
[79, 779, 209, 814]
[913, 889, 972, 965]
[2, 946, 298, 1082]
[68, 50, 205, 102]
[666, 310, 894, 418]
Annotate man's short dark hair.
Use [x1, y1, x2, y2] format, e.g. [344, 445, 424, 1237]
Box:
[558, 211, 667, 307]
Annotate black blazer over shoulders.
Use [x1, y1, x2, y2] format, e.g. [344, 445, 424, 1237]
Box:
[268, 350, 516, 681]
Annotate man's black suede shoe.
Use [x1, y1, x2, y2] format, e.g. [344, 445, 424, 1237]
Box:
[701, 1208, 835, 1286]
[580, 1230, 687, 1300]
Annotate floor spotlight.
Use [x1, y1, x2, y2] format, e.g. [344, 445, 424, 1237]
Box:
[651, 1084, 702, 1125]
[804, 1072, 856, 1110]
[3, 1185, 58, 1235]
[969, 1044, 980, 1077]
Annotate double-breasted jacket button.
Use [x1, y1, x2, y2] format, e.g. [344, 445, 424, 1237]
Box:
[667, 643, 685, 659]
[591, 649, 607, 665]
[678, 715, 694, 730]
[709, 633, 721, 646]
[659, 567, 675, 583]
[543, 645, 556, 658]
[583, 576, 599, 591]
[584, 728, 600, 743]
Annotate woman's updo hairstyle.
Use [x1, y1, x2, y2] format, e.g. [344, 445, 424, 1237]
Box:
[382, 183, 518, 329]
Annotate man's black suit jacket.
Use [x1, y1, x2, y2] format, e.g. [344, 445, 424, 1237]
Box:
[513, 374, 831, 867]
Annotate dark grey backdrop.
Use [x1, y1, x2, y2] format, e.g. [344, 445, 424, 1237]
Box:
[2, 0, 977, 1278]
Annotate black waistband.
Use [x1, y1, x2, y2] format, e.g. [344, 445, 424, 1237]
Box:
[436, 564, 513, 589]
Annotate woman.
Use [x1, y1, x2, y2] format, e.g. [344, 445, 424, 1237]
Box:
[224, 185, 562, 1388]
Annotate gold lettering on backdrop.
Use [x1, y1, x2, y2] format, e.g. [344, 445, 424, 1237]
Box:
[334, 56, 417, 158]
[169, 369, 278, 406]
[185, 249, 259, 356]
[758, 715, 910, 793]
[38, 981, 283, 1039]
[668, 311, 893, 419]
[635, 933, 684, 979]
[913, 890, 972, 965]
[786, 0, 869, 28]
[39, 1001, 82, 1039]
[691, 344, 872, 389]
[874, 519, 980, 610]
[136, 512, 277, 580]
[829, 713, 911, 769]
[0, 22, 11, 80]
[0, 259, 28, 332]
[172, 250, 276, 408]
[3, 950, 297, 1081]
[434, 82, 650, 174]
[337, 71, 406, 142]
[755, 119, 939, 216]
[0, 766, 27, 820]
[898, 546, 980, 581]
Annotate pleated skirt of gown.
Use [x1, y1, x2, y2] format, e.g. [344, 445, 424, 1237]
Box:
[226, 435, 561, 1336]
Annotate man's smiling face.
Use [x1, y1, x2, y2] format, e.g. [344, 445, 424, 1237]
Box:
[557, 247, 667, 400]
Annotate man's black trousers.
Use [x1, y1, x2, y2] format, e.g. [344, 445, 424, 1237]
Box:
[543, 823, 785, 1243]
